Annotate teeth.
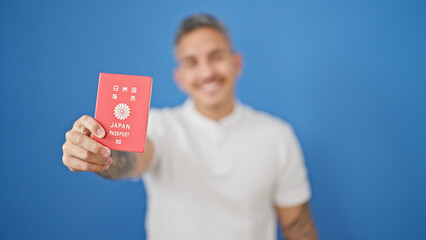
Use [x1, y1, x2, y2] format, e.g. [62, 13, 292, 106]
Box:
[200, 81, 221, 93]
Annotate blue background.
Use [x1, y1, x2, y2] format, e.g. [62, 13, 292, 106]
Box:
[1, 0, 425, 239]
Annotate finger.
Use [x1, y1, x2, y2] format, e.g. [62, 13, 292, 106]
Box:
[68, 167, 81, 172]
[74, 115, 106, 138]
[62, 142, 112, 166]
[63, 155, 110, 172]
[65, 131, 111, 157]
[62, 151, 108, 172]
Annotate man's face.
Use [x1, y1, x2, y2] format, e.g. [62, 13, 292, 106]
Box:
[174, 27, 242, 110]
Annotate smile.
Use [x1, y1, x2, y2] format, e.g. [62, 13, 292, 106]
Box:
[198, 79, 223, 94]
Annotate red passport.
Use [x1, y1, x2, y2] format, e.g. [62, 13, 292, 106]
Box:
[92, 73, 152, 152]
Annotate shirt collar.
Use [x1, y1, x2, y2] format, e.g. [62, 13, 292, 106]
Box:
[183, 98, 243, 129]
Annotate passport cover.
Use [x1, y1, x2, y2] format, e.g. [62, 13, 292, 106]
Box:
[92, 73, 152, 152]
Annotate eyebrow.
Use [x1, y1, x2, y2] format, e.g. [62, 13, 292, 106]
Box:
[180, 55, 195, 63]
[209, 48, 227, 56]
[179, 48, 228, 63]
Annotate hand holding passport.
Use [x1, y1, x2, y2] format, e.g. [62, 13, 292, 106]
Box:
[61, 73, 152, 173]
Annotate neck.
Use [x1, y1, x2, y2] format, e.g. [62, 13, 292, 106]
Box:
[194, 100, 235, 122]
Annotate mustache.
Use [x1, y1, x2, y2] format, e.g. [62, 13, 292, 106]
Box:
[196, 76, 223, 86]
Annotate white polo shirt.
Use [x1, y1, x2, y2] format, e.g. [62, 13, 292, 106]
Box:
[142, 99, 311, 240]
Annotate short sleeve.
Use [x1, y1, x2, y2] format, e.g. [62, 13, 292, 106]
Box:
[273, 125, 312, 207]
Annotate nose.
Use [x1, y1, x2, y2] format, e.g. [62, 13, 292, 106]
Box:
[197, 60, 215, 81]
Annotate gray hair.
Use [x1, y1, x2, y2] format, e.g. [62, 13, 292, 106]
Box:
[174, 13, 231, 47]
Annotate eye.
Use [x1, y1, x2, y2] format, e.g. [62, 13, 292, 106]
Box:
[181, 58, 197, 68]
[210, 52, 224, 62]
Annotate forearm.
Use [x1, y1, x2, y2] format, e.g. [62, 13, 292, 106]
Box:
[96, 139, 155, 180]
[96, 150, 138, 180]
[277, 203, 319, 240]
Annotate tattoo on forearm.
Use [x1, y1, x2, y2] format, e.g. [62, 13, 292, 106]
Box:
[281, 203, 318, 240]
[97, 151, 136, 180]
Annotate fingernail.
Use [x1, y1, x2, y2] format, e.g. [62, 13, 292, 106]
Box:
[97, 129, 104, 138]
[106, 157, 112, 165]
[101, 148, 110, 157]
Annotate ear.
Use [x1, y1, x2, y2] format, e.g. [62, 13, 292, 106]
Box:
[233, 53, 243, 78]
[173, 67, 186, 93]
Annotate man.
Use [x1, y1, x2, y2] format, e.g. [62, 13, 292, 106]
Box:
[62, 14, 318, 240]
